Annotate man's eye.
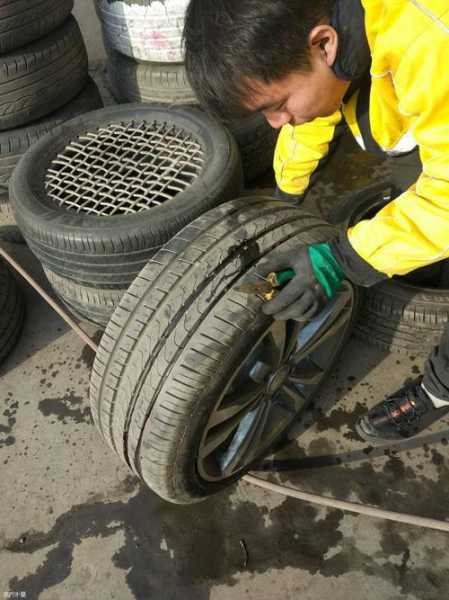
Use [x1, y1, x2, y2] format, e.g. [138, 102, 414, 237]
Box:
[264, 102, 285, 114]
[274, 101, 286, 112]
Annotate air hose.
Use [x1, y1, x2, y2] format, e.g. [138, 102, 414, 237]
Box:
[2, 244, 448, 533]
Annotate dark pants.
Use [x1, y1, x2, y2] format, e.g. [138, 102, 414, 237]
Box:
[423, 324, 449, 401]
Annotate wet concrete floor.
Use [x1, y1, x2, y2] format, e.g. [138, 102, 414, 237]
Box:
[1, 2, 448, 599]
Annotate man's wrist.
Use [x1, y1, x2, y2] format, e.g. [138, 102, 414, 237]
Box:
[330, 231, 388, 287]
[275, 187, 305, 205]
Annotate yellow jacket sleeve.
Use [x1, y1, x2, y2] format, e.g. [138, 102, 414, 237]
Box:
[347, 29, 449, 278]
[274, 111, 343, 196]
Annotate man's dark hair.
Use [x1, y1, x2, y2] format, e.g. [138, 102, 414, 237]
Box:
[183, 0, 334, 120]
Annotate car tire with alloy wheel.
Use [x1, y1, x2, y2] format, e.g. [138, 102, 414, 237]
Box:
[90, 197, 359, 504]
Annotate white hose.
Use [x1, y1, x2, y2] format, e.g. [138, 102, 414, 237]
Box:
[243, 475, 449, 532]
[0, 246, 97, 353]
[2, 243, 449, 532]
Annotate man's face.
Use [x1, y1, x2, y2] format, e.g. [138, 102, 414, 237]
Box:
[243, 25, 350, 129]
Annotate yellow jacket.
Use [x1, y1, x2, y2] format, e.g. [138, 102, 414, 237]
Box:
[275, 0, 449, 280]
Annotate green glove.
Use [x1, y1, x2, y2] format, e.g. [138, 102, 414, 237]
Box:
[256, 241, 346, 321]
[308, 242, 345, 299]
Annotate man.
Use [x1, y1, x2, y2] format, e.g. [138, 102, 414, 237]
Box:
[183, 0, 449, 442]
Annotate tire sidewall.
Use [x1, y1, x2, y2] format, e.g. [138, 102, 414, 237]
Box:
[10, 104, 243, 248]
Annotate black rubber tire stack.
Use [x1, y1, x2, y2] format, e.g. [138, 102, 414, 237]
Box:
[95, 0, 277, 183]
[10, 104, 244, 328]
[0, 257, 24, 367]
[0, 2, 104, 243]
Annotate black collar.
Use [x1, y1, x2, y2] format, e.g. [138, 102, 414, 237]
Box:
[331, 0, 371, 81]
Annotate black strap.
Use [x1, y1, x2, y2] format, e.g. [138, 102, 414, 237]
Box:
[356, 73, 385, 156]
[331, 0, 371, 81]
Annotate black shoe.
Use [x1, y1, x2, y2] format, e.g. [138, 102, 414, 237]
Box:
[355, 377, 449, 443]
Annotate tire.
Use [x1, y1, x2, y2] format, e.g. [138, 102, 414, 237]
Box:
[44, 268, 124, 329]
[228, 114, 277, 182]
[95, 0, 188, 63]
[329, 181, 449, 355]
[0, 192, 24, 243]
[0, 0, 73, 53]
[107, 52, 276, 182]
[0, 15, 88, 131]
[10, 104, 243, 289]
[0, 257, 25, 366]
[90, 197, 358, 504]
[107, 50, 197, 106]
[0, 77, 103, 190]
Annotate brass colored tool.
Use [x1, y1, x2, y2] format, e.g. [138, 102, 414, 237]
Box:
[235, 269, 296, 301]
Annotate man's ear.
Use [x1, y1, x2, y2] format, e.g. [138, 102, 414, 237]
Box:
[308, 24, 339, 67]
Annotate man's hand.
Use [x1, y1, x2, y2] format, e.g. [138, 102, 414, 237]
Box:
[256, 242, 346, 321]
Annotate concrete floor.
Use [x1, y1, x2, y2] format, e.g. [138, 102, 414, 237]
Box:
[1, 2, 449, 600]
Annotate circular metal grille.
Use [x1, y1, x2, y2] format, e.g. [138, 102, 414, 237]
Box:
[44, 121, 205, 216]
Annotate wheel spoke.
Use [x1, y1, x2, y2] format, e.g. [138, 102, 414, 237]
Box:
[289, 358, 325, 386]
[220, 396, 271, 476]
[207, 386, 264, 429]
[284, 320, 303, 360]
[280, 382, 308, 412]
[199, 419, 242, 460]
[266, 320, 287, 368]
[291, 304, 351, 365]
[200, 391, 264, 459]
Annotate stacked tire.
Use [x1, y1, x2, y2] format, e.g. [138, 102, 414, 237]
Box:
[95, 0, 277, 183]
[0, 0, 104, 243]
[10, 104, 244, 328]
[0, 257, 24, 366]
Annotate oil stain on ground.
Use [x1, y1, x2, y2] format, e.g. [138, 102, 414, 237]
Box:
[5, 458, 449, 600]
[5, 479, 341, 599]
[38, 391, 91, 425]
[0, 391, 18, 448]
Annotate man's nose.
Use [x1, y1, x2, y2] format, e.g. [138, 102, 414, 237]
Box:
[264, 110, 293, 129]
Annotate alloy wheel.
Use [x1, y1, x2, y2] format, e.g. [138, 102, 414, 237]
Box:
[197, 282, 356, 482]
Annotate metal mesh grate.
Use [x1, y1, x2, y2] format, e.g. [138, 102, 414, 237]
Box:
[44, 121, 205, 216]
